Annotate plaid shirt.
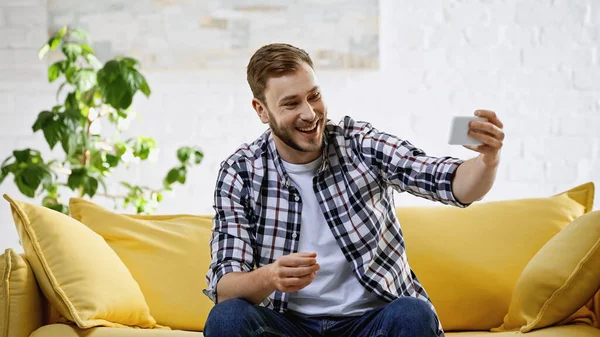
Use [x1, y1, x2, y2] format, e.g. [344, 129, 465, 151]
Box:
[204, 116, 468, 336]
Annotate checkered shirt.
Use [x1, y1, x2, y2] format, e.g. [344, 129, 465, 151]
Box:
[204, 116, 469, 336]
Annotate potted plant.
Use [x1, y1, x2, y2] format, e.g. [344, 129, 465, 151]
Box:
[0, 26, 202, 215]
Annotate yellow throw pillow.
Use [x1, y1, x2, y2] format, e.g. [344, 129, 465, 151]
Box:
[492, 209, 600, 332]
[397, 182, 594, 331]
[1, 248, 43, 337]
[69, 198, 215, 331]
[2, 195, 162, 329]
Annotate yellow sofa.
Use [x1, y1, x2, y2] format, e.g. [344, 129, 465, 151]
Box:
[1, 182, 600, 337]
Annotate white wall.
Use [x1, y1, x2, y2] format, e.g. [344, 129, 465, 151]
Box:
[1, 0, 599, 252]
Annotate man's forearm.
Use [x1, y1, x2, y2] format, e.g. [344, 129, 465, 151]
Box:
[452, 154, 499, 204]
[216, 265, 275, 304]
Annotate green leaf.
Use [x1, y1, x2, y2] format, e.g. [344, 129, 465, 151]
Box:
[62, 43, 83, 61]
[84, 176, 98, 198]
[85, 54, 102, 69]
[69, 28, 89, 42]
[120, 57, 139, 68]
[131, 137, 156, 160]
[98, 60, 132, 109]
[106, 154, 119, 167]
[13, 149, 31, 163]
[38, 44, 50, 60]
[47, 61, 64, 82]
[15, 173, 36, 197]
[56, 26, 68, 40]
[72, 69, 96, 92]
[120, 181, 133, 189]
[49, 36, 61, 50]
[80, 43, 94, 55]
[177, 167, 187, 184]
[194, 150, 204, 164]
[177, 147, 192, 163]
[14, 165, 45, 198]
[0, 163, 7, 184]
[123, 66, 144, 92]
[64, 67, 77, 84]
[65, 92, 79, 110]
[114, 142, 127, 157]
[42, 120, 62, 149]
[32, 111, 54, 132]
[47, 203, 68, 214]
[67, 168, 86, 190]
[165, 168, 179, 185]
[60, 131, 78, 156]
[0, 160, 16, 185]
[39, 27, 66, 59]
[140, 80, 151, 97]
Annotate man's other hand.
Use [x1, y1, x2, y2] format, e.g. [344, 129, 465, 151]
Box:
[464, 109, 505, 166]
[267, 252, 320, 293]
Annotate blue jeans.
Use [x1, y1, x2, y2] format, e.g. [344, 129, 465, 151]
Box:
[204, 296, 438, 337]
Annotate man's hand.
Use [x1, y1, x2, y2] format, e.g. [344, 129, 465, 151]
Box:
[464, 110, 505, 167]
[267, 252, 320, 293]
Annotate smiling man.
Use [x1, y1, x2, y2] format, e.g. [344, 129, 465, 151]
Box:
[203, 43, 505, 337]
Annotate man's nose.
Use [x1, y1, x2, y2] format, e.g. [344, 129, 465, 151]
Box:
[299, 101, 316, 121]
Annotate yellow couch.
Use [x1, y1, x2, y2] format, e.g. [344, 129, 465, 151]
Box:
[1, 182, 600, 337]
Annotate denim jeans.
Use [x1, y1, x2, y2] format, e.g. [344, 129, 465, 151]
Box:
[204, 296, 438, 337]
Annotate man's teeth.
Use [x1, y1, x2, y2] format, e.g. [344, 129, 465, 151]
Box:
[299, 124, 317, 132]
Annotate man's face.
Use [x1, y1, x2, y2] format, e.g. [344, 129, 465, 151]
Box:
[253, 62, 327, 164]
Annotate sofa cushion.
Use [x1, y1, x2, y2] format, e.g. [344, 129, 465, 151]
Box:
[397, 182, 594, 331]
[69, 198, 214, 331]
[2, 195, 161, 329]
[0, 248, 43, 337]
[492, 209, 600, 332]
[31, 324, 203, 337]
[446, 324, 600, 336]
[28, 322, 600, 337]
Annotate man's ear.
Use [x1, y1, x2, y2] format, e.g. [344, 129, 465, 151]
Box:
[252, 98, 270, 124]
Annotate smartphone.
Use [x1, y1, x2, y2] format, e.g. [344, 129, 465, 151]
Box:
[448, 116, 488, 145]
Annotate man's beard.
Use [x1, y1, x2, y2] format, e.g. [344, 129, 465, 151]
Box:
[267, 109, 323, 153]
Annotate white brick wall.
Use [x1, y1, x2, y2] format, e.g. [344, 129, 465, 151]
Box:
[1, 0, 599, 252]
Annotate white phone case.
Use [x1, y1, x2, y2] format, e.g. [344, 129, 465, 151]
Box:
[448, 116, 488, 145]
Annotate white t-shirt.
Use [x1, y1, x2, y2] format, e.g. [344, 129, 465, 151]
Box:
[282, 157, 387, 316]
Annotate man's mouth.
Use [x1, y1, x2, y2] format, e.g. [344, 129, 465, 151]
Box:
[297, 123, 318, 133]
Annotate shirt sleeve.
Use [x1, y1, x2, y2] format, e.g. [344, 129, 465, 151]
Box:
[203, 162, 256, 304]
[348, 117, 470, 208]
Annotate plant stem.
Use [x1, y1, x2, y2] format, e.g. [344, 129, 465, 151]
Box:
[95, 193, 127, 199]
[82, 115, 92, 167]
[79, 114, 93, 198]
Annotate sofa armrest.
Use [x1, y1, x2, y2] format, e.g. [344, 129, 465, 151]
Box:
[1, 248, 44, 337]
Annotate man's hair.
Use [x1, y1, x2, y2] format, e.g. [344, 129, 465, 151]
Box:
[246, 43, 314, 105]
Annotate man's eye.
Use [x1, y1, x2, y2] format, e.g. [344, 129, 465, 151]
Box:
[310, 93, 321, 100]
[285, 102, 298, 107]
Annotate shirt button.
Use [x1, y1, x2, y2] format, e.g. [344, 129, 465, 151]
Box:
[292, 233, 298, 239]
[294, 195, 300, 201]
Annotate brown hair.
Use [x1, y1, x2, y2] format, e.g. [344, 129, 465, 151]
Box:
[246, 43, 314, 105]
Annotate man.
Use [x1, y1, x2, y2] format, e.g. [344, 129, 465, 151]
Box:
[203, 43, 504, 337]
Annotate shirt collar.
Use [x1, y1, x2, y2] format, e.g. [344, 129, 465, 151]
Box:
[267, 120, 332, 188]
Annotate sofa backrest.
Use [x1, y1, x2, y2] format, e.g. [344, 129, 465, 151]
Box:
[396, 182, 594, 331]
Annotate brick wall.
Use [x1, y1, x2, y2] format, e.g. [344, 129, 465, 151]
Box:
[1, 0, 599, 251]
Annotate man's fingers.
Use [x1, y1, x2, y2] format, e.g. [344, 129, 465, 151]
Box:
[280, 254, 317, 267]
[469, 121, 505, 141]
[295, 252, 317, 257]
[475, 110, 504, 129]
[279, 264, 320, 278]
[468, 130, 503, 149]
[280, 273, 316, 292]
